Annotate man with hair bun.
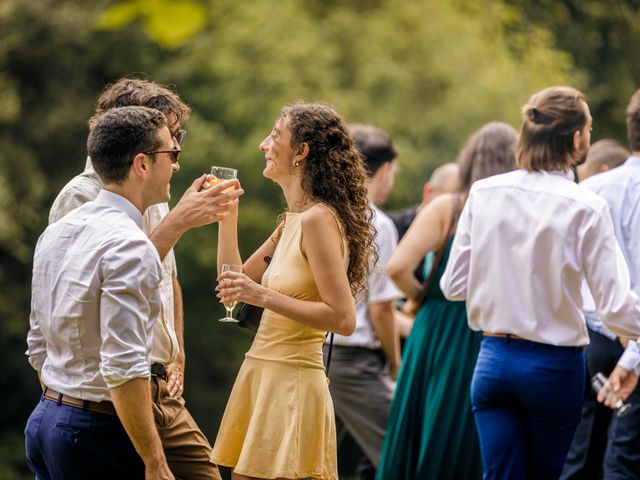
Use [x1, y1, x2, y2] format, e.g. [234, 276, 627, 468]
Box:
[441, 86, 640, 479]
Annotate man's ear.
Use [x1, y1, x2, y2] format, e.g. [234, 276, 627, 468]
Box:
[422, 182, 434, 204]
[377, 161, 393, 179]
[131, 153, 148, 179]
[572, 130, 582, 152]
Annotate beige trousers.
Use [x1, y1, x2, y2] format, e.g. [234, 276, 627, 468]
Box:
[151, 376, 222, 480]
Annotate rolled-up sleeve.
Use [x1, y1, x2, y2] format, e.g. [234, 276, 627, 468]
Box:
[99, 238, 162, 388]
[26, 303, 47, 372]
[618, 340, 640, 375]
[26, 236, 47, 371]
[441, 193, 473, 301]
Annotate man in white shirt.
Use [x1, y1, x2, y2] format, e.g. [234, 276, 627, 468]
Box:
[26, 106, 225, 479]
[561, 138, 631, 479]
[326, 125, 403, 479]
[564, 89, 640, 480]
[46, 78, 239, 479]
[441, 86, 640, 480]
[575, 138, 629, 182]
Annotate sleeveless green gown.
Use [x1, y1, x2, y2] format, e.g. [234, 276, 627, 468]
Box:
[377, 237, 483, 479]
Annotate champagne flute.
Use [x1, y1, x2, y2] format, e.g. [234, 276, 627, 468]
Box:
[591, 371, 632, 417]
[219, 264, 243, 323]
[208, 166, 238, 192]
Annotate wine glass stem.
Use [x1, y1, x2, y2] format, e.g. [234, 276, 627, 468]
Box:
[226, 307, 233, 318]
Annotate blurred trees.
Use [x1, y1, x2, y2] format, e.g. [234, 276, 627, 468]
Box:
[0, 0, 638, 477]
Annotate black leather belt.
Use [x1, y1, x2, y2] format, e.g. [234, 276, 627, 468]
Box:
[151, 363, 167, 381]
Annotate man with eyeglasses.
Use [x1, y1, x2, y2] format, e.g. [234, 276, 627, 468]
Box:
[43, 78, 240, 479]
[27, 106, 194, 478]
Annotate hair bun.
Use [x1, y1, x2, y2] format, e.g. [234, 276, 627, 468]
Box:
[530, 106, 539, 121]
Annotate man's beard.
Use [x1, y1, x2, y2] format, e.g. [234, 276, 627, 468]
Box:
[571, 139, 589, 167]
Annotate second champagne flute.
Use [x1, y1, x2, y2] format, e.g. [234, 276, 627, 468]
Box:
[219, 264, 243, 323]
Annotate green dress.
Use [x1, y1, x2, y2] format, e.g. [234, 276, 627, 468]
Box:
[377, 237, 483, 479]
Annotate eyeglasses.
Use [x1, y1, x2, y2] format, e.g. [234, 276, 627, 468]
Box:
[144, 149, 181, 164]
[172, 129, 187, 145]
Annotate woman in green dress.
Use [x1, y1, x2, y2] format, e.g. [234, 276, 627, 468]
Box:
[379, 122, 518, 479]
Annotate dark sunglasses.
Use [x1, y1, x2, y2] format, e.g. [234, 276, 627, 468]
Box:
[144, 149, 181, 164]
[172, 129, 187, 145]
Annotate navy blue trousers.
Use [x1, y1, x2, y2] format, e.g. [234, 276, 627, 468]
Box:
[471, 336, 585, 480]
[25, 395, 144, 480]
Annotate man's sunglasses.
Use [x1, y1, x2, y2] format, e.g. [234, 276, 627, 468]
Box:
[144, 149, 181, 164]
[172, 129, 187, 145]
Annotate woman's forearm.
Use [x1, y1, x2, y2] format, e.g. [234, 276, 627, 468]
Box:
[216, 220, 241, 274]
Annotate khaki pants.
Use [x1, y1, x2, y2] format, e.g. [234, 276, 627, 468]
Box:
[151, 376, 222, 480]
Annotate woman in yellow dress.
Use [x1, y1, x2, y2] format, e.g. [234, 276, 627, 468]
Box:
[211, 102, 374, 480]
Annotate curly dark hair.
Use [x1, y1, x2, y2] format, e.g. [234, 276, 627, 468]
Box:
[280, 102, 375, 294]
[95, 77, 191, 129]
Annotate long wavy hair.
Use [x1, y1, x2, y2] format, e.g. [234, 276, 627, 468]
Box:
[280, 102, 375, 294]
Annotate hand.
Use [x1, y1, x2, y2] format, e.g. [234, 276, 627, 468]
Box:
[165, 357, 185, 399]
[619, 336, 630, 349]
[597, 365, 639, 407]
[171, 175, 243, 230]
[216, 271, 268, 308]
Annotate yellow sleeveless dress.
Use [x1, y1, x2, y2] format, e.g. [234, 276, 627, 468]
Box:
[211, 208, 348, 479]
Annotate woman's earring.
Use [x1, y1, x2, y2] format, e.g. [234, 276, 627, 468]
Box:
[294, 161, 300, 168]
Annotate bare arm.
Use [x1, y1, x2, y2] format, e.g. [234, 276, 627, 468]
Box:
[217, 206, 356, 335]
[388, 194, 453, 301]
[216, 194, 283, 282]
[151, 176, 243, 260]
[110, 378, 174, 480]
[166, 277, 184, 398]
[369, 301, 401, 379]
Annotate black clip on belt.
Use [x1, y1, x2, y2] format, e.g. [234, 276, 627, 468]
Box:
[150, 363, 167, 381]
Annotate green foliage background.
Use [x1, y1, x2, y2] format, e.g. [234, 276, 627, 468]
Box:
[0, 0, 638, 477]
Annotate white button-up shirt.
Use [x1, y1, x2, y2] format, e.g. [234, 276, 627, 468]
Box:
[49, 158, 179, 366]
[334, 204, 403, 348]
[441, 169, 640, 346]
[580, 156, 640, 374]
[28, 190, 162, 401]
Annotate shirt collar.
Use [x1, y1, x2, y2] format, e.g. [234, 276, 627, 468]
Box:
[545, 169, 575, 181]
[84, 156, 95, 173]
[625, 156, 640, 167]
[94, 190, 144, 229]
